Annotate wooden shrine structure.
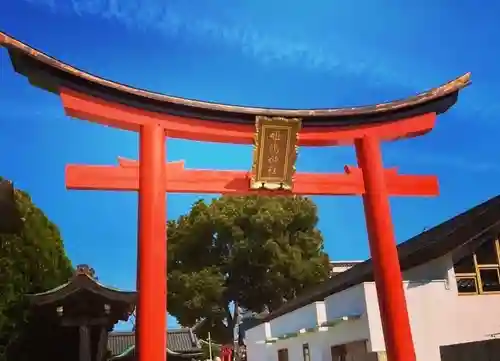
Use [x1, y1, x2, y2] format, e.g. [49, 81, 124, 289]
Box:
[27, 264, 136, 361]
[0, 31, 470, 361]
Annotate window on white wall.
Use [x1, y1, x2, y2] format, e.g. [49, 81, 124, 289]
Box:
[278, 348, 288, 361]
[302, 343, 311, 361]
[454, 238, 500, 295]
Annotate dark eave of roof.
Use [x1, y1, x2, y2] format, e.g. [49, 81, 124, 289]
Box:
[259, 194, 500, 323]
[28, 267, 136, 306]
[0, 31, 470, 127]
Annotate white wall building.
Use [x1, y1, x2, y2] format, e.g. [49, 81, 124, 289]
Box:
[246, 195, 500, 361]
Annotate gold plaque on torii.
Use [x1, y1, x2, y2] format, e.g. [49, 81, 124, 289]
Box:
[250, 116, 302, 190]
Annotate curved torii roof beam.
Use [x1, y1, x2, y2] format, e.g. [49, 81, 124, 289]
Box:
[0, 31, 470, 145]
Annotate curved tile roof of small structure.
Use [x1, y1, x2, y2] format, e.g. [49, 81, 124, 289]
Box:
[28, 264, 136, 305]
[0, 31, 470, 127]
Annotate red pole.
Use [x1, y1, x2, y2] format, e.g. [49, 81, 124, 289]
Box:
[355, 136, 416, 361]
[137, 124, 167, 361]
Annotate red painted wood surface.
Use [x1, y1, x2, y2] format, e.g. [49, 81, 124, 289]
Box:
[356, 136, 416, 361]
[136, 124, 167, 361]
[65, 159, 439, 196]
[60, 88, 437, 146]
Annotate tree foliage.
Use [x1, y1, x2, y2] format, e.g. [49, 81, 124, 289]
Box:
[167, 195, 330, 344]
[0, 182, 73, 361]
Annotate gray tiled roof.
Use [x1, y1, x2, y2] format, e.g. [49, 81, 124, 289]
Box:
[108, 329, 202, 356]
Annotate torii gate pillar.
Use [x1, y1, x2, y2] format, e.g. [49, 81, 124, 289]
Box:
[137, 123, 167, 361]
[356, 136, 414, 360]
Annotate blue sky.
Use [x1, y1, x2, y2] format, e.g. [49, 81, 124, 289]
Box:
[1, 1, 499, 329]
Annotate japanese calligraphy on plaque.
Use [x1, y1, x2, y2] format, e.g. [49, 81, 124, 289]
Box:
[250, 116, 302, 190]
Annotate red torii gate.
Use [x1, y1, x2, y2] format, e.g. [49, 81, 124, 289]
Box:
[0, 32, 469, 361]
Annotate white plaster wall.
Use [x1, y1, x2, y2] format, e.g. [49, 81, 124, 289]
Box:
[268, 326, 371, 361]
[364, 280, 451, 361]
[270, 302, 325, 337]
[323, 317, 369, 349]
[246, 322, 270, 342]
[365, 254, 454, 361]
[324, 283, 371, 345]
[246, 323, 271, 361]
[315, 301, 327, 326]
[268, 332, 327, 361]
[402, 255, 451, 282]
[324, 283, 367, 321]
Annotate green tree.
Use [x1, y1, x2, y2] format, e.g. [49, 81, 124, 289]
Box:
[0, 182, 73, 361]
[167, 195, 330, 344]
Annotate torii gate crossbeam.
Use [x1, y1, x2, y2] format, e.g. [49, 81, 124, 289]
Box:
[65, 158, 438, 196]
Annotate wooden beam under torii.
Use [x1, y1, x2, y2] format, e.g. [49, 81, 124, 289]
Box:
[65, 158, 439, 196]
